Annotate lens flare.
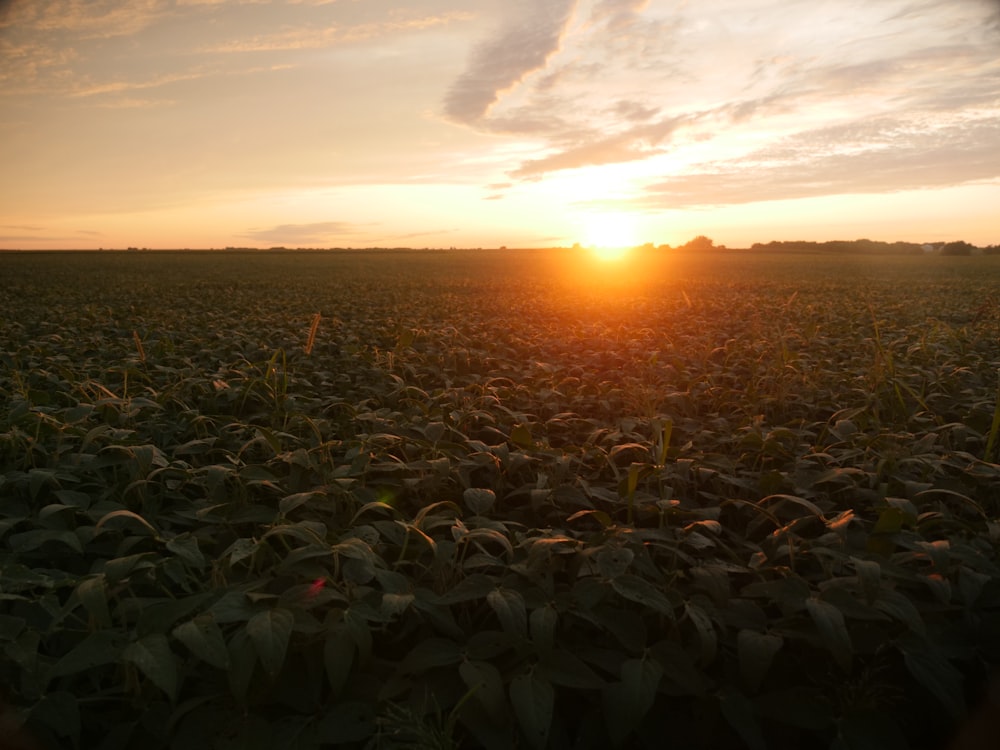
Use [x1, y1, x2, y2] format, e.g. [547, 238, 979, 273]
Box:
[580, 213, 638, 260]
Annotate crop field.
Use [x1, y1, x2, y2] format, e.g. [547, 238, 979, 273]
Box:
[2, 248, 1000, 750]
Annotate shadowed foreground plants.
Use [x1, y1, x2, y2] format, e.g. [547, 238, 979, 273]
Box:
[2, 250, 1000, 749]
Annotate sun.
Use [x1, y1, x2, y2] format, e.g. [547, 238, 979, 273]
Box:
[580, 212, 639, 260]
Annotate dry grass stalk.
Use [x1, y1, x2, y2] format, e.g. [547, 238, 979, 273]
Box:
[132, 330, 146, 363]
[304, 313, 321, 355]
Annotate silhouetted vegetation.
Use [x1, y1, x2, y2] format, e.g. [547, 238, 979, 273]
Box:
[749, 238, 925, 254]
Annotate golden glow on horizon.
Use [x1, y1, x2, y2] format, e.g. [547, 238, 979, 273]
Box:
[580, 212, 639, 259]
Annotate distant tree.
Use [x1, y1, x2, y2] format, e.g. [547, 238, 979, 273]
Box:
[984, 245, 1000, 256]
[681, 235, 715, 252]
[940, 241, 975, 256]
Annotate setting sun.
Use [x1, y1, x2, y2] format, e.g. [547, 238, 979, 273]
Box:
[580, 213, 640, 260]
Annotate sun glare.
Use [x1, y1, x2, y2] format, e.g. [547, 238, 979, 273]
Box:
[580, 213, 639, 260]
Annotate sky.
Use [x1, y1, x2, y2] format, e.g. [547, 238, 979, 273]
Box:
[1, 0, 998, 250]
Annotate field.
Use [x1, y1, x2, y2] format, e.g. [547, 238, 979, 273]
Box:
[2, 248, 1000, 750]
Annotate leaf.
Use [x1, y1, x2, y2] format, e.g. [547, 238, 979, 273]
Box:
[509, 671, 554, 750]
[806, 596, 853, 672]
[603, 657, 663, 746]
[460, 659, 508, 723]
[74, 575, 112, 629]
[245, 608, 294, 679]
[227, 628, 257, 703]
[48, 631, 122, 680]
[529, 604, 558, 653]
[610, 574, 675, 616]
[279, 491, 322, 515]
[487, 587, 527, 638]
[166, 533, 206, 568]
[209, 589, 255, 624]
[123, 633, 179, 700]
[596, 546, 634, 579]
[738, 630, 783, 693]
[685, 602, 717, 664]
[28, 691, 80, 742]
[463, 487, 496, 515]
[872, 589, 926, 636]
[899, 638, 966, 719]
[399, 638, 462, 674]
[323, 623, 355, 697]
[315, 702, 376, 744]
[436, 573, 496, 605]
[720, 689, 766, 750]
[380, 592, 415, 618]
[537, 648, 604, 690]
[94, 509, 158, 536]
[173, 615, 230, 669]
[510, 424, 534, 449]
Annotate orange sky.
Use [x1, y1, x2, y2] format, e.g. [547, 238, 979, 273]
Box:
[1, 0, 998, 250]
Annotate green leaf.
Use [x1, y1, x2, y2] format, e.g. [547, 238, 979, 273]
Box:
[460, 659, 507, 723]
[720, 689, 766, 750]
[8, 529, 83, 553]
[754, 688, 834, 730]
[487, 587, 527, 638]
[74, 575, 112, 629]
[596, 546, 634, 579]
[123, 633, 179, 700]
[834, 710, 909, 750]
[28, 691, 81, 741]
[899, 638, 966, 719]
[209, 590, 255, 624]
[806, 596, 853, 672]
[315, 702, 376, 744]
[510, 424, 534, 449]
[138, 593, 215, 635]
[738, 630, 783, 693]
[166, 533, 206, 568]
[529, 604, 557, 653]
[399, 637, 462, 674]
[173, 615, 230, 669]
[245, 608, 294, 679]
[102, 553, 157, 584]
[0, 614, 26, 641]
[463, 487, 496, 515]
[650, 640, 714, 696]
[223, 538, 259, 566]
[874, 589, 927, 636]
[48, 630, 122, 680]
[509, 671, 553, 750]
[603, 657, 663, 746]
[227, 628, 257, 703]
[610, 574, 675, 616]
[537, 648, 604, 690]
[685, 602, 717, 664]
[279, 491, 323, 515]
[324, 623, 355, 697]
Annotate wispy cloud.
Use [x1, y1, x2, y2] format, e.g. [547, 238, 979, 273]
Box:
[207, 11, 471, 53]
[440, 0, 1000, 204]
[443, 0, 578, 125]
[639, 113, 1000, 208]
[242, 221, 369, 245]
[2, 0, 169, 39]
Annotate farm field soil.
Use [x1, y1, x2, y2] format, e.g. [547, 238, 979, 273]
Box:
[2, 249, 1000, 749]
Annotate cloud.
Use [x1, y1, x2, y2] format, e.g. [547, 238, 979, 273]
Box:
[638, 114, 1000, 208]
[242, 221, 367, 245]
[443, 0, 578, 125]
[3, 0, 168, 39]
[207, 11, 471, 53]
[510, 112, 689, 178]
